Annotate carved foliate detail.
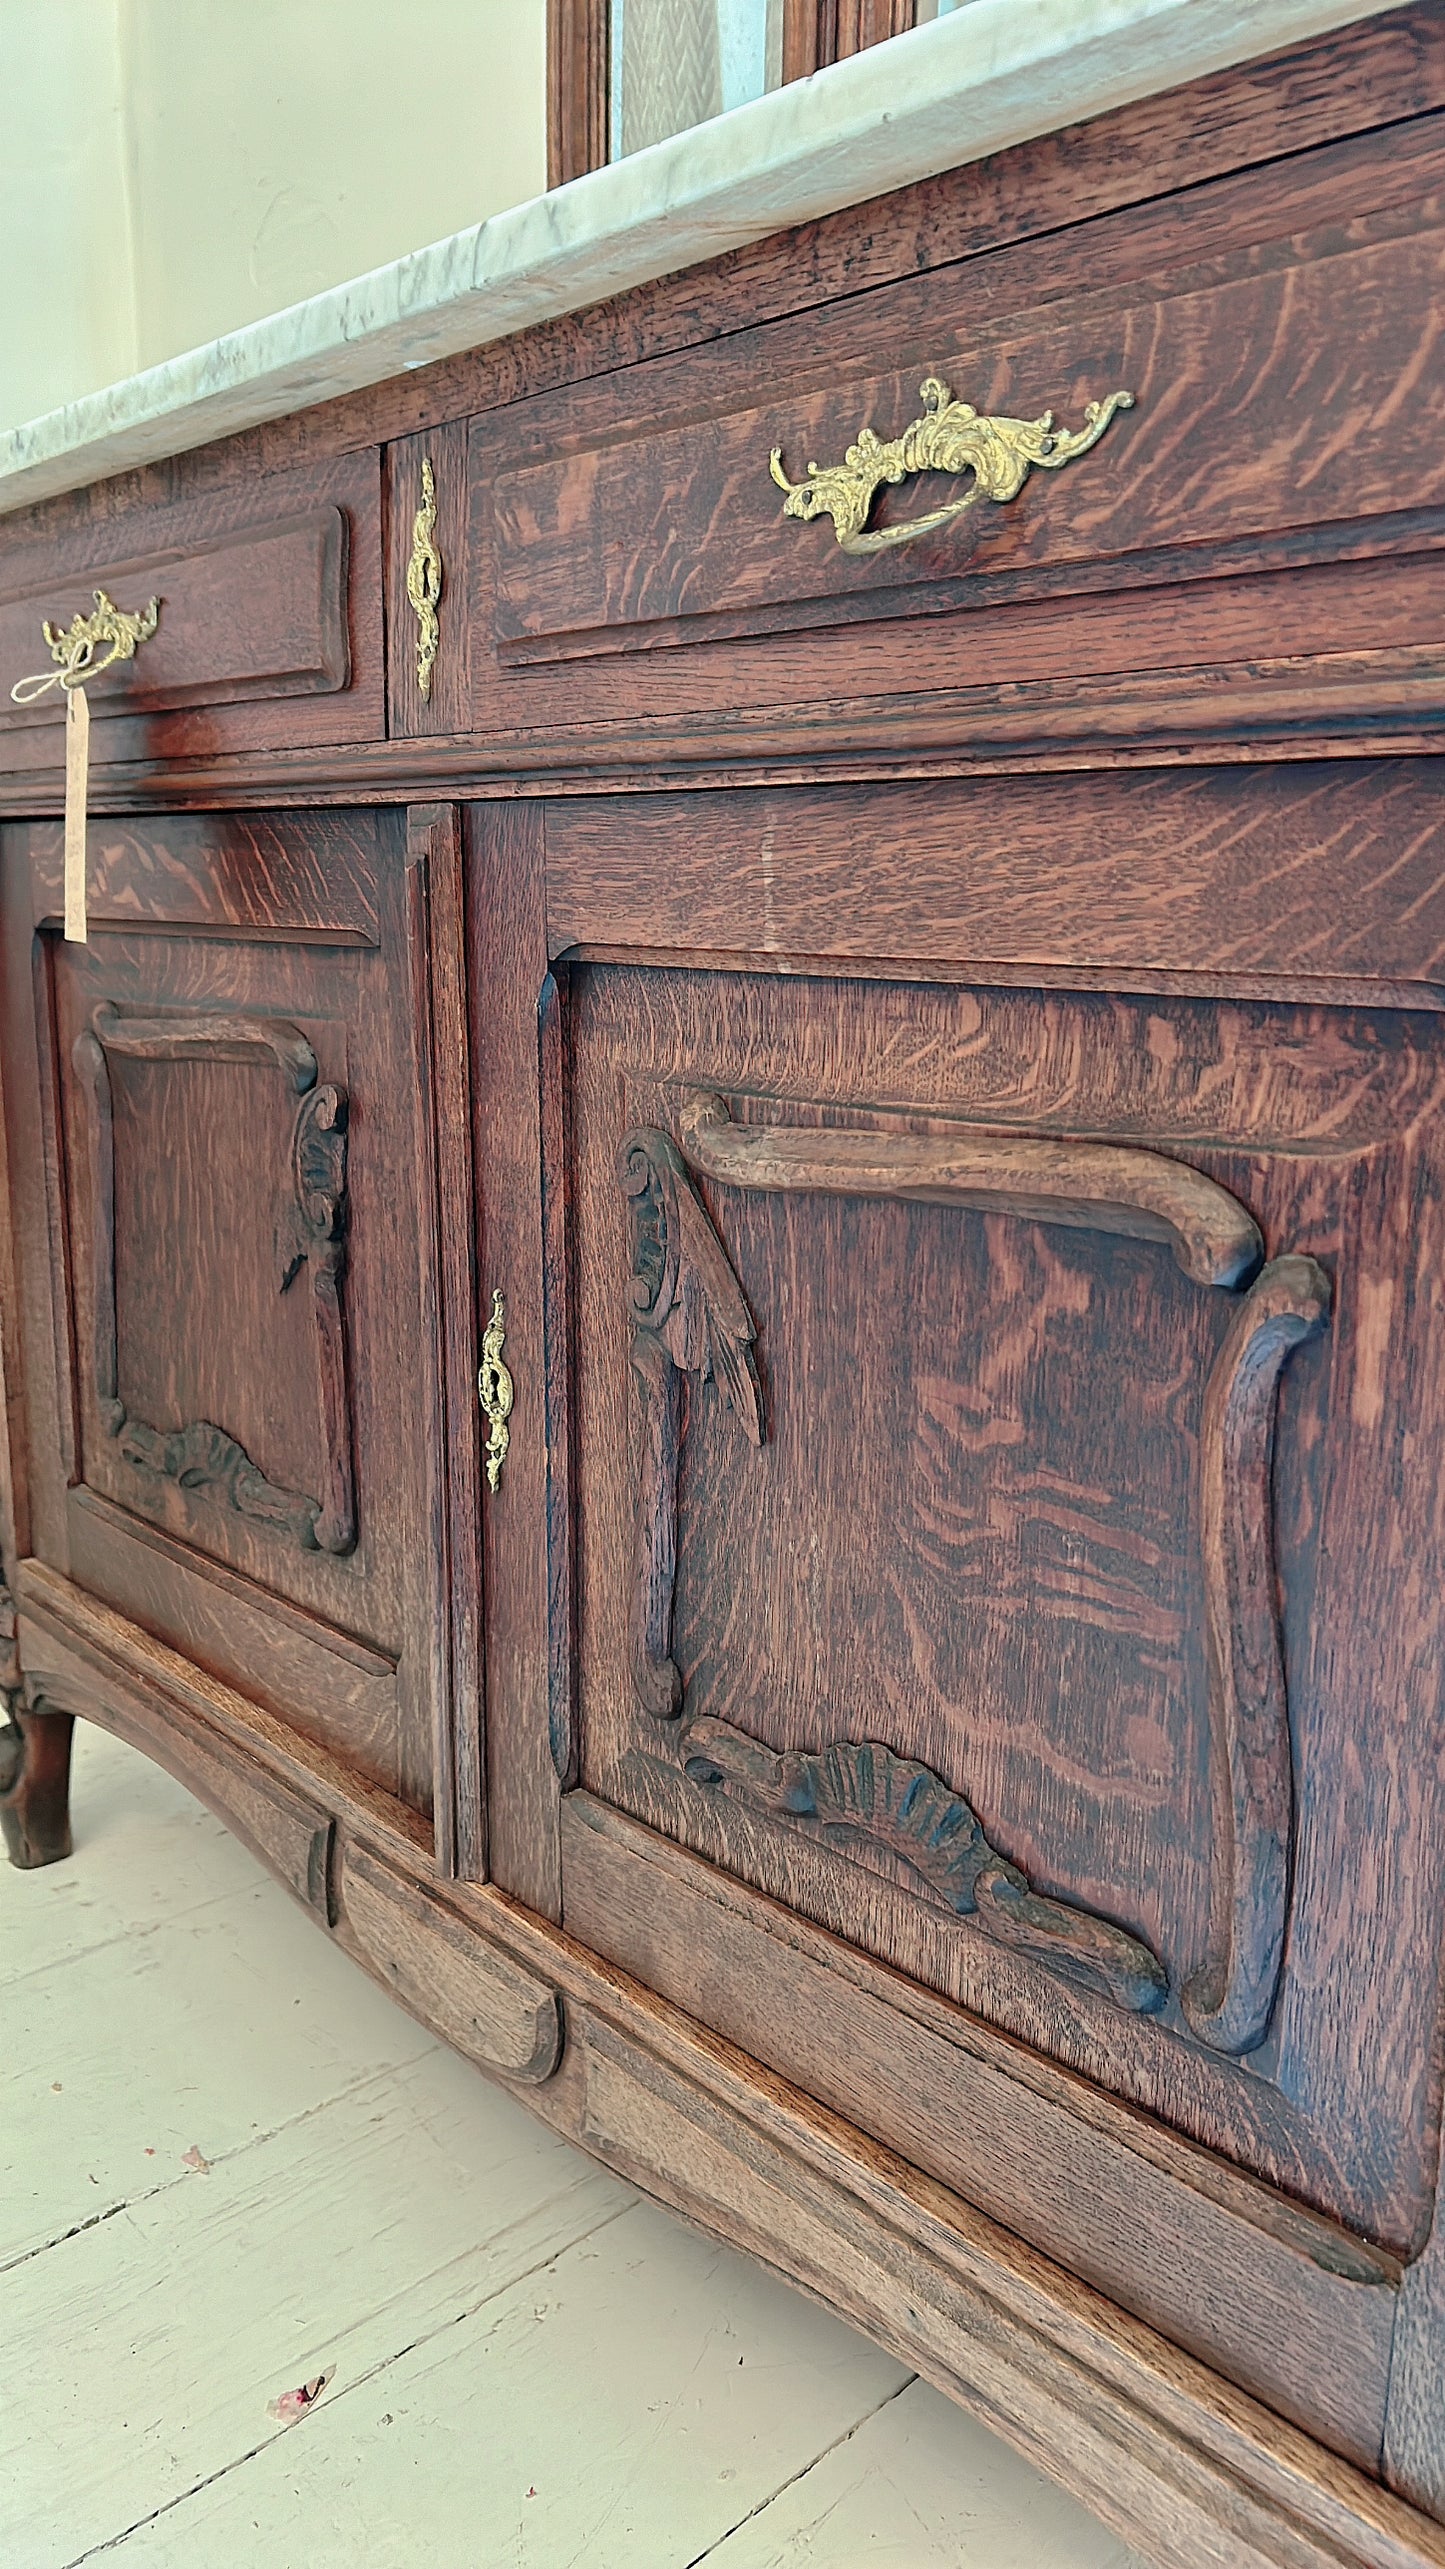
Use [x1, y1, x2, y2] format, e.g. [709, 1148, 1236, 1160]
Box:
[115, 1416, 322, 1549]
[621, 1127, 762, 1441]
[278, 1082, 355, 1553]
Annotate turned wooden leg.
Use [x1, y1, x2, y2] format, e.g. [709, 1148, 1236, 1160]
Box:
[0, 1698, 75, 1869]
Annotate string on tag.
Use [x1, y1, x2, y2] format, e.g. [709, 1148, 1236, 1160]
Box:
[64, 685, 90, 941]
[10, 590, 160, 945]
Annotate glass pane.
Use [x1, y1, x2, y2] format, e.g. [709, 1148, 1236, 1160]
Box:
[610, 0, 785, 160]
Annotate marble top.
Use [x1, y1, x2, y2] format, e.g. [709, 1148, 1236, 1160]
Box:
[0, 0, 1396, 519]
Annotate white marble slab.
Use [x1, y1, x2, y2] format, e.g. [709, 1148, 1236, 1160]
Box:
[0, 0, 1398, 517]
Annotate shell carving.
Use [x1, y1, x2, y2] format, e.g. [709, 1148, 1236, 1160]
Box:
[682, 1717, 1166, 2017]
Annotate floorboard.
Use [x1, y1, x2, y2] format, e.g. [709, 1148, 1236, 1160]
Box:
[1, 1723, 1146, 2567]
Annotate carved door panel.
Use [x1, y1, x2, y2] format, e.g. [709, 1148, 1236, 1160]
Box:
[565, 964, 1445, 2258]
[0, 808, 478, 1853]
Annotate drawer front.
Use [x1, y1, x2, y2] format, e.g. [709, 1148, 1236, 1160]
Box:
[0, 452, 382, 768]
[561, 936, 1445, 2262]
[474, 114, 1445, 755]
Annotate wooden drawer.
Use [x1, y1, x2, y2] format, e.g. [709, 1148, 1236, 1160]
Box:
[472, 113, 1445, 760]
[0, 452, 383, 771]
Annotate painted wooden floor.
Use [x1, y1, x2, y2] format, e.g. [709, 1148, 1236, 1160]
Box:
[2, 1724, 1150, 2568]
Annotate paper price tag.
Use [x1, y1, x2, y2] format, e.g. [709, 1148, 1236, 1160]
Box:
[64, 682, 90, 943]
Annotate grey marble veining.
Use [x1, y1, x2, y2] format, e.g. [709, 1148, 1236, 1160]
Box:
[0, 0, 1396, 518]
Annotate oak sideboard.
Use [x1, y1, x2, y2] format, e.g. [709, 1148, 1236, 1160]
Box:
[4, 11, 1445, 2563]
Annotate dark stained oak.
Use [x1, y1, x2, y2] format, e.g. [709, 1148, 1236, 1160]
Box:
[544, 764, 1445, 1000]
[0, 808, 463, 1825]
[465, 804, 565, 1913]
[0, 1697, 74, 1868]
[0, 453, 383, 771]
[566, 964, 1445, 2258]
[473, 113, 1445, 752]
[5, 17, 1445, 2555]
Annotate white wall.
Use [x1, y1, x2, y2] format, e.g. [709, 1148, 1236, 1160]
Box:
[0, 2, 137, 437]
[0, 0, 548, 436]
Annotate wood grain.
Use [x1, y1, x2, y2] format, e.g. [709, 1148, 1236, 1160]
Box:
[3, 0, 1433, 509]
[561, 1789, 1395, 2470]
[385, 422, 472, 741]
[547, 0, 608, 186]
[466, 804, 563, 1912]
[12, 1569, 1445, 2569]
[567, 964, 1445, 2251]
[1186, 1257, 1332, 2057]
[21, 811, 380, 944]
[676, 1085, 1265, 1287]
[477, 115, 1445, 750]
[0, 1697, 73, 1868]
[405, 805, 486, 1877]
[4, 810, 449, 1816]
[6, 10, 1445, 2531]
[544, 764, 1445, 1001]
[0, 454, 383, 769]
[340, 1839, 562, 2082]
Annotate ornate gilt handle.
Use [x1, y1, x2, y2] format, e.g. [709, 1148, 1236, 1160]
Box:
[10, 589, 160, 704]
[769, 374, 1133, 557]
[479, 1288, 514, 1494]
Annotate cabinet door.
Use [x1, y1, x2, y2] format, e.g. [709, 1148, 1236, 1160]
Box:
[554, 905, 1445, 2268]
[0, 807, 480, 1859]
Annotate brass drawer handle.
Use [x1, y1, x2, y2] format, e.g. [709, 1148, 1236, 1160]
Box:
[479, 1288, 514, 1493]
[9, 587, 160, 704]
[10, 589, 161, 944]
[769, 374, 1132, 556]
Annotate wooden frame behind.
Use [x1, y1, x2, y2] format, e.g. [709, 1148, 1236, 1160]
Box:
[547, 0, 919, 184]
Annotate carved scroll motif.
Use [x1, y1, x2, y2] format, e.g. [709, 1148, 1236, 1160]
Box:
[279, 1082, 355, 1553]
[74, 1005, 357, 1555]
[617, 1114, 1169, 2021]
[618, 1127, 762, 1717]
[675, 1089, 1262, 1288]
[619, 1092, 1331, 2048]
[1185, 1254, 1331, 2055]
[682, 1719, 1167, 2015]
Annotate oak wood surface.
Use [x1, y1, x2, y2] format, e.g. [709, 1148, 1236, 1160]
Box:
[560, 1786, 1395, 2468]
[13, 1566, 1445, 2569]
[385, 421, 471, 742]
[405, 807, 486, 1879]
[544, 764, 1445, 1000]
[465, 804, 564, 1913]
[566, 961, 1445, 2250]
[0, 455, 383, 771]
[547, 0, 608, 187]
[0, 810, 456, 1826]
[339, 1839, 562, 2082]
[471, 113, 1445, 753]
[4, 9, 1445, 2540]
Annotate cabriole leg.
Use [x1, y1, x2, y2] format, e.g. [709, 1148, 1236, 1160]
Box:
[0, 1698, 75, 1869]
